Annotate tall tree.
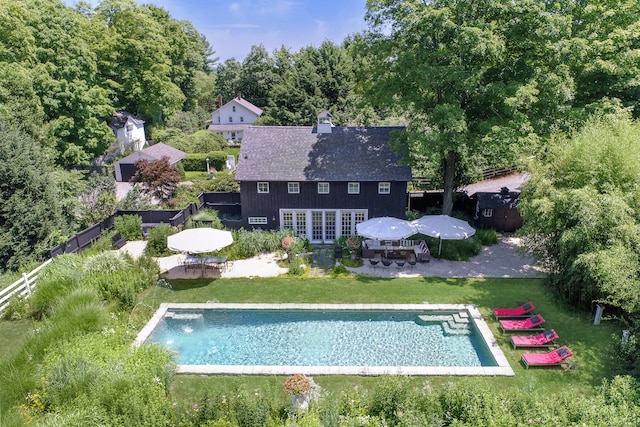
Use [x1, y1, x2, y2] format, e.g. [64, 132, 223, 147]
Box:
[239, 45, 277, 106]
[0, 120, 63, 271]
[519, 111, 640, 318]
[214, 58, 243, 103]
[362, 0, 573, 214]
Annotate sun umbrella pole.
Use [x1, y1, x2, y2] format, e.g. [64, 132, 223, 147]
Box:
[438, 238, 443, 257]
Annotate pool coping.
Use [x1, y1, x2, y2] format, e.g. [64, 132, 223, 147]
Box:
[134, 303, 514, 376]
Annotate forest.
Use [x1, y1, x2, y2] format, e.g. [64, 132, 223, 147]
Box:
[1, 0, 640, 424]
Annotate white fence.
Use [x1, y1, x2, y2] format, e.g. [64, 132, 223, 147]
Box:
[0, 259, 52, 315]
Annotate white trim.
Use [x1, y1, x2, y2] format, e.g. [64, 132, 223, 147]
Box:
[248, 217, 268, 225]
[378, 182, 391, 194]
[288, 182, 300, 194]
[257, 182, 269, 193]
[482, 209, 493, 218]
[318, 182, 330, 194]
[348, 182, 360, 194]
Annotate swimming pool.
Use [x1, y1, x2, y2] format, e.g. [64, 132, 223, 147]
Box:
[135, 303, 514, 376]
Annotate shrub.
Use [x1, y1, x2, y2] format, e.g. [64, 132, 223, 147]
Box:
[30, 254, 84, 319]
[330, 264, 349, 277]
[288, 255, 306, 276]
[146, 224, 177, 257]
[83, 251, 130, 275]
[114, 215, 143, 240]
[2, 294, 28, 320]
[182, 152, 227, 172]
[186, 209, 224, 230]
[474, 228, 498, 245]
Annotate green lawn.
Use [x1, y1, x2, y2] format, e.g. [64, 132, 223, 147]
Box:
[138, 276, 621, 401]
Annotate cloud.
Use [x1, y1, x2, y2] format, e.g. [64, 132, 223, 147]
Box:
[258, 0, 296, 15]
[210, 23, 260, 29]
[228, 2, 240, 13]
[314, 20, 327, 39]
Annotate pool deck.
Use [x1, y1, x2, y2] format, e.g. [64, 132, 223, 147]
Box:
[135, 303, 514, 377]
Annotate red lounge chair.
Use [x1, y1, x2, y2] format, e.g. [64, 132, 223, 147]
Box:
[493, 302, 535, 319]
[521, 346, 573, 369]
[511, 329, 559, 349]
[499, 314, 545, 333]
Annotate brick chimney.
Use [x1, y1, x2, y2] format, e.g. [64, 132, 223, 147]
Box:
[217, 95, 223, 107]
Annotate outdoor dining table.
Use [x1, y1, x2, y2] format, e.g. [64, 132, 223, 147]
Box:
[183, 255, 228, 273]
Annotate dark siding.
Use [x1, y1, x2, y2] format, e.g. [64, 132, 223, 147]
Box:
[477, 207, 523, 232]
[239, 180, 408, 229]
[119, 163, 137, 182]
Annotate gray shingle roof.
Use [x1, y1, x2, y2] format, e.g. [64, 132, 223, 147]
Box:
[236, 126, 412, 181]
[115, 142, 186, 165]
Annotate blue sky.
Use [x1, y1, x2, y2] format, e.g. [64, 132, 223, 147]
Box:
[64, 0, 369, 64]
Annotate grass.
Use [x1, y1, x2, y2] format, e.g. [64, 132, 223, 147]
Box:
[139, 276, 621, 400]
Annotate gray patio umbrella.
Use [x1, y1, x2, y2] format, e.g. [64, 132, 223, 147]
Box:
[411, 215, 476, 256]
[167, 228, 234, 254]
[356, 216, 417, 241]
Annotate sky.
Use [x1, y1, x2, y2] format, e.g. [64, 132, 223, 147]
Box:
[64, 0, 369, 64]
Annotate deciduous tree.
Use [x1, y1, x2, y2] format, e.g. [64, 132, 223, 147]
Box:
[131, 157, 181, 203]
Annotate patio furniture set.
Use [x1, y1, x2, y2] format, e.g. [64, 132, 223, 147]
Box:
[493, 302, 575, 369]
[362, 239, 430, 267]
[182, 254, 229, 274]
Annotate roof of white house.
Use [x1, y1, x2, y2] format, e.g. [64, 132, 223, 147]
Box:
[110, 111, 144, 130]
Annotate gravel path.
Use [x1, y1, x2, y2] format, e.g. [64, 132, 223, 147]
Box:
[118, 236, 544, 279]
[345, 236, 545, 279]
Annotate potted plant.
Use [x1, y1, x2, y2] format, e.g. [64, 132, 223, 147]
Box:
[284, 373, 312, 413]
[346, 236, 361, 260]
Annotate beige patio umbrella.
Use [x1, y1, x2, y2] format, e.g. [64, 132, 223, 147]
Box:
[411, 215, 476, 256]
[167, 228, 233, 254]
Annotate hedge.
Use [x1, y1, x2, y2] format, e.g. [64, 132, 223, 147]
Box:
[182, 152, 229, 172]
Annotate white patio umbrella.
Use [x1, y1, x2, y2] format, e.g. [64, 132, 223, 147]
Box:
[411, 215, 476, 256]
[356, 216, 417, 241]
[167, 228, 234, 254]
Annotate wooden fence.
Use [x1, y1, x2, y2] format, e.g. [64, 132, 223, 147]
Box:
[412, 165, 519, 189]
[0, 259, 52, 315]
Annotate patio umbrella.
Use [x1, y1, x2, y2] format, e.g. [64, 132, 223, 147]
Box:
[167, 227, 234, 254]
[411, 215, 476, 256]
[356, 216, 417, 241]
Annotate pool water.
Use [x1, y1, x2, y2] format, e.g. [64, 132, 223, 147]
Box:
[147, 308, 497, 367]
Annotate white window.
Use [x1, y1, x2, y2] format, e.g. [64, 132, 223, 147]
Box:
[217, 116, 220, 123]
[288, 182, 300, 194]
[229, 116, 233, 123]
[257, 182, 269, 193]
[231, 132, 236, 140]
[232, 106, 236, 112]
[240, 116, 244, 122]
[248, 217, 267, 225]
[378, 182, 391, 194]
[482, 208, 493, 217]
[126, 124, 134, 132]
[348, 182, 360, 194]
[318, 182, 330, 194]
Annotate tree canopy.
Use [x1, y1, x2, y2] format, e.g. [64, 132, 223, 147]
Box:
[0, 0, 215, 167]
[519, 111, 640, 320]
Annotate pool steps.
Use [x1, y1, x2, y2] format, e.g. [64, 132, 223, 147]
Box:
[166, 311, 203, 320]
[417, 313, 472, 335]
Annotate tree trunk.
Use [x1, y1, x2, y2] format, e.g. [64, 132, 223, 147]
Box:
[442, 150, 457, 216]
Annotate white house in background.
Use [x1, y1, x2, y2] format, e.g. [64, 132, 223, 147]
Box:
[110, 111, 146, 152]
[208, 95, 263, 142]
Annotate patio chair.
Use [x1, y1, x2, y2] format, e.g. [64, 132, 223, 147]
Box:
[369, 256, 380, 266]
[493, 302, 536, 319]
[511, 329, 559, 349]
[395, 259, 406, 267]
[499, 314, 545, 333]
[521, 346, 573, 369]
[381, 258, 392, 267]
[407, 254, 417, 267]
